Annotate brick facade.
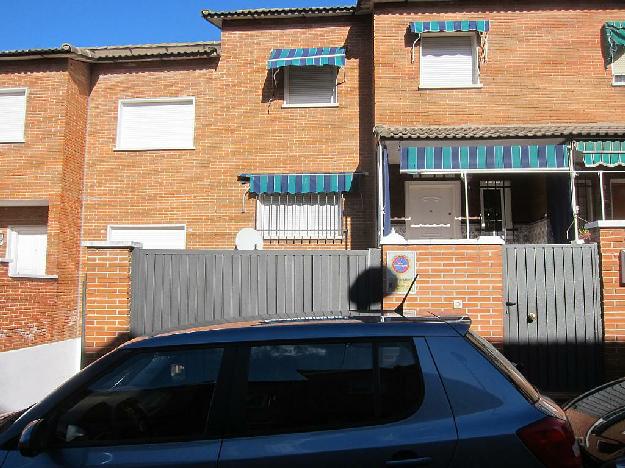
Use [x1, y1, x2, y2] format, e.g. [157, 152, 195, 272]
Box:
[373, 1, 625, 127]
[83, 246, 133, 363]
[382, 243, 505, 343]
[590, 226, 625, 381]
[0, 59, 88, 352]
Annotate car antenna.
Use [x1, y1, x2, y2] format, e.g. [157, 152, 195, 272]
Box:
[393, 274, 418, 317]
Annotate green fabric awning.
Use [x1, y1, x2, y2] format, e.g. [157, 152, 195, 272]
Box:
[401, 144, 569, 173]
[241, 173, 358, 194]
[576, 140, 625, 167]
[604, 22, 625, 65]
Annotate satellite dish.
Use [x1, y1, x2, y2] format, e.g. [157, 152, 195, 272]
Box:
[235, 228, 263, 250]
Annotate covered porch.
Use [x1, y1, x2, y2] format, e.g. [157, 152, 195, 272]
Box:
[375, 124, 625, 245]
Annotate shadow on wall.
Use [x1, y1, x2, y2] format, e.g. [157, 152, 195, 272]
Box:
[348, 266, 397, 311]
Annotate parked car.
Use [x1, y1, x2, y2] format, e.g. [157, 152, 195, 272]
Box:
[565, 377, 625, 467]
[0, 314, 581, 467]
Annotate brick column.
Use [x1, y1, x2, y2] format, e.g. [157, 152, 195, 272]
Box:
[82, 242, 138, 364]
[588, 222, 625, 381]
[381, 241, 505, 345]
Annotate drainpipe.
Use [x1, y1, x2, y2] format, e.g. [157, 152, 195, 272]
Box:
[463, 172, 470, 240]
[570, 141, 579, 242]
[599, 170, 606, 220]
[377, 141, 384, 246]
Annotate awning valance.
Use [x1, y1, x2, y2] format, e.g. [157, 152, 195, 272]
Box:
[243, 173, 357, 194]
[267, 47, 346, 70]
[604, 22, 625, 65]
[400, 144, 569, 173]
[410, 20, 490, 34]
[576, 140, 625, 167]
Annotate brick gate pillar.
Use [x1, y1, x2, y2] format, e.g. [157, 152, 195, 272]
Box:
[587, 221, 625, 381]
[82, 241, 139, 364]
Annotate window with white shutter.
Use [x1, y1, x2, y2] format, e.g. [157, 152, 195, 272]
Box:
[420, 35, 479, 88]
[0, 88, 27, 143]
[284, 66, 338, 107]
[612, 52, 625, 86]
[7, 225, 47, 277]
[256, 194, 343, 239]
[116, 97, 195, 150]
[107, 225, 186, 249]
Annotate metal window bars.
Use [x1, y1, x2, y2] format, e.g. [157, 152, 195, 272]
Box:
[256, 193, 345, 243]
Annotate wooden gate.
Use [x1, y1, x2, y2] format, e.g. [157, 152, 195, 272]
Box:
[503, 244, 603, 394]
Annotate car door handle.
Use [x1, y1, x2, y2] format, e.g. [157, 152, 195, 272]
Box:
[386, 457, 432, 466]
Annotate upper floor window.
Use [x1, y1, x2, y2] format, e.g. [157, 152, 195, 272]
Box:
[420, 35, 480, 89]
[116, 97, 195, 151]
[0, 88, 27, 143]
[612, 52, 625, 86]
[284, 66, 338, 107]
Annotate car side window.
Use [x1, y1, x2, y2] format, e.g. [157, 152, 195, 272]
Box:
[239, 339, 422, 436]
[50, 347, 224, 446]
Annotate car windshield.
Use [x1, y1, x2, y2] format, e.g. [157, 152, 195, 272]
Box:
[466, 330, 540, 403]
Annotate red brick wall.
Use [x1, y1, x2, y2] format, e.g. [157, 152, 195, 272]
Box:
[83, 247, 133, 362]
[382, 243, 504, 343]
[0, 59, 88, 352]
[81, 15, 374, 251]
[591, 227, 625, 380]
[373, 1, 625, 127]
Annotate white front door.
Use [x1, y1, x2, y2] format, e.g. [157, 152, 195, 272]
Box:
[405, 181, 461, 240]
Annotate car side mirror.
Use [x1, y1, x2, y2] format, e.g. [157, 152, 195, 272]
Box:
[18, 419, 46, 457]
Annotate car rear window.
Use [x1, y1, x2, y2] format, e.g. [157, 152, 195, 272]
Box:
[466, 331, 540, 403]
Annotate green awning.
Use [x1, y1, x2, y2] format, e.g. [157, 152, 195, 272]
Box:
[241, 173, 358, 194]
[576, 140, 625, 167]
[604, 22, 625, 65]
[401, 144, 569, 173]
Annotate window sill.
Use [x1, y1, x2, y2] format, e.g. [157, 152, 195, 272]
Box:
[419, 84, 483, 90]
[113, 147, 196, 152]
[0, 258, 12, 263]
[0, 140, 25, 144]
[281, 103, 339, 109]
[612, 83, 625, 87]
[8, 273, 58, 280]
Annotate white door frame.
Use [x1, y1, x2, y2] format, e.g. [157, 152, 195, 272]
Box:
[405, 180, 462, 240]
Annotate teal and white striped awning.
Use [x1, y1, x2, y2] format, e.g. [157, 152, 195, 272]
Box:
[410, 20, 490, 34]
[401, 144, 569, 173]
[267, 47, 346, 70]
[577, 140, 625, 167]
[242, 173, 357, 194]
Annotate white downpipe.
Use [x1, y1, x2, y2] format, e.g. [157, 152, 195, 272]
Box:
[569, 142, 579, 241]
[599, 170, 606, 221]
[377, 142, 384, 246]
[463, 172, 470, 240]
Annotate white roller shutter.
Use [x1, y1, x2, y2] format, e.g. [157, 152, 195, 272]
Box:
[612, 53, 625, 85]
[0, 89, 27, 143]
[420, 35, 477, 88]
[285, 66, 337, 106]
[8, 226, 47, 276]
[108, 225, 186, 249]
[116, 98, 195, 150]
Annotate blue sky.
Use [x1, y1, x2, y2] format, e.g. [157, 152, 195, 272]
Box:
[1, 1, 354, 50]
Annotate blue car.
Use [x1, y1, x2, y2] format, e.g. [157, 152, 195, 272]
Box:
[0, 315, 581, 467]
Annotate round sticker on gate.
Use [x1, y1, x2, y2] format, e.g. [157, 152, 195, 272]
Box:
[391, 255, 410, 274]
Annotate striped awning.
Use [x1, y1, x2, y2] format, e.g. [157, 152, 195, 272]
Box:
[401, 144, 569, 173]
[577, 140, 625, 167]
[410, 20, 490, 34]
[604, 22, 625, 65]
[243, 173, 357, 194]
[267, 47, 346, 69]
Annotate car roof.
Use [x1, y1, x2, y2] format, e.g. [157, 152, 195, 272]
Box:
[124, 313, 470, 349]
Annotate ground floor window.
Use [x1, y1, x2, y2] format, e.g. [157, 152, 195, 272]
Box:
[479, 180, 512, 236]
[256, 193, 343, 240]
[7, 225, 47, 276]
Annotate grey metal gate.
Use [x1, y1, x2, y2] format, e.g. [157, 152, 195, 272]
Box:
[131, 248, 381, 336]
[503, 244, 603, 394]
